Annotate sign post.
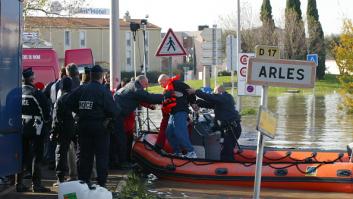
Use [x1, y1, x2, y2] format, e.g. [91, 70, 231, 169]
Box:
[247, 56, 316, 199]
[252, 45, 280, 199]
[307, 54, 318, 133]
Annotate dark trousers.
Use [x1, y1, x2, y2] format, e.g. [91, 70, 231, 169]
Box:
[77, 124, 110, 186]
[113, 116, 127, 164]
[220, 122, 242, 161]
[55, 137, 71, 180]
[17, 134, 44, 186]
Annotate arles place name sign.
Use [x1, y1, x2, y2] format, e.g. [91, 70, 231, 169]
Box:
[247, 57, 316, 88]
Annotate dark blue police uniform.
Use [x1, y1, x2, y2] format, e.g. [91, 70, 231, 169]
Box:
[67, 65, 119, 187]
[18, 68, 51, 192]
[52, 77, 75, 182]
[195, 90, 241, 161]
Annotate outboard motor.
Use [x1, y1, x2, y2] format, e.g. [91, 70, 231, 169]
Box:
[347, 142, 353, 162]
[191, 111, 221, 160]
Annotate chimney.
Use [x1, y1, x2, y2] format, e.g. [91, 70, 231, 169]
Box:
[124, 11, 131, 22]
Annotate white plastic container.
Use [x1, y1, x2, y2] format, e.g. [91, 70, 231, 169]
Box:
[58, 181, 90, 199]
[58, 181, 112, 199]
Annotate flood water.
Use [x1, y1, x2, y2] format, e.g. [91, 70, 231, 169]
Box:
[141, 92, 353, 198]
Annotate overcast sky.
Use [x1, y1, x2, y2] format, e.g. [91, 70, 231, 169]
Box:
[86, 0, 352, 35]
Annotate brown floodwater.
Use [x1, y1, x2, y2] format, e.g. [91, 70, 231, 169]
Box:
[142, 92, 353, 198]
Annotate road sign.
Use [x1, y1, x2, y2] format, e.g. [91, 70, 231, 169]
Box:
[237, 53, 261, 96]
[156, 28, 186, 57]
[247, 58, 316, 88]
[226, 35, 237, 71]
[201, 50, 224, 58]
[256, 106, 278, 139]
[200, 57, 222, 65]
[255, 45, 280, 59]
[200, 28, 222, 41]
[201, 42, 223, 50]
[239, 67, 247, 77]
[307, 54, 318, 66]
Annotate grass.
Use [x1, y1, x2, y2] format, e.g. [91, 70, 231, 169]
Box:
[116, 172, 157, 199]
[148, 74, 341, 96]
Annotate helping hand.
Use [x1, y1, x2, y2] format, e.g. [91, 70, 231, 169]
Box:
[191, 104, 199, 112]
[186, 88, 196, 95]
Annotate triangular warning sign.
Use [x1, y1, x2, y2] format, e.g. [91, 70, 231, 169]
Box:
[156, 28, 187, 57]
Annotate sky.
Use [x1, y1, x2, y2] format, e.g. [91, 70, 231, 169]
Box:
[86, 0, 353, 35]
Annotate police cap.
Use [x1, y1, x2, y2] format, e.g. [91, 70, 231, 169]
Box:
[91, 65, 103, 73]
[23, 68, 34, 78]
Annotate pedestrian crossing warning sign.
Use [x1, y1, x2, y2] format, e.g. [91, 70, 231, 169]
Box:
[156, 28, 187, 57]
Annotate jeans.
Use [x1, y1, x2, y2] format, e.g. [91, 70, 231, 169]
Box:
[166, 111, 194, 154]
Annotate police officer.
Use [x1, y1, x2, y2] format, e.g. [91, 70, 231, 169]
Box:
[67, 65, 119, 187]
[18, 68, 51, 192]
[51, 77, 74, 184]
[187, 85, 242, 161]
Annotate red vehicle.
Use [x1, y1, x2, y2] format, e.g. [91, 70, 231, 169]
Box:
[65, 48, 94, 73]
[22, 48, 60, 86]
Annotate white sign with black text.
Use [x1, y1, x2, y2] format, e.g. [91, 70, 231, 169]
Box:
[247, 58, 316, 88]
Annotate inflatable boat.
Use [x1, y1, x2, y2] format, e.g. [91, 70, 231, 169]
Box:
[132, 133, 353, 193]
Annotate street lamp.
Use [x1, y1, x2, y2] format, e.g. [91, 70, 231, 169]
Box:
[130, 22, 140, 78]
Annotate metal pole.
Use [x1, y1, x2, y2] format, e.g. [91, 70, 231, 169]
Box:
[231, 36, 235, 96]
[310, 86, 316, 133]
[236, 0, 242, 112]
[169, 56, 173, 76]
[253, 85, 268, 199]
[133, 37, 137, 78]
[213, 24, 218, 87]
[110, 0, 120, 90]
[142, 21, 150, 131]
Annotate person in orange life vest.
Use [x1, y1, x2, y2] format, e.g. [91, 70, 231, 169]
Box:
[157, 74, 198, 158]
[155, 75, 180, 151]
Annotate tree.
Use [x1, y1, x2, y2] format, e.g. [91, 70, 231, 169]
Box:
[23, 0, 87, 30]
[284, 0, 307, 60]
[24, 0, 86, 17]
[333, 20, 353, 113]
[307, 0, 326, 79]
[324, 34, 340, 59]
[259, 0, 278, 46]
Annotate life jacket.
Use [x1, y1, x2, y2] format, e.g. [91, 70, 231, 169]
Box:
[162, 75, 180, 114]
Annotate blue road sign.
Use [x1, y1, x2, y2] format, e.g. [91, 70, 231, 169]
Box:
[307, 54, 318, 66]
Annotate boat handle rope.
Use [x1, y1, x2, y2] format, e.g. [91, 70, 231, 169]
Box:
[235, 150, 292, 162]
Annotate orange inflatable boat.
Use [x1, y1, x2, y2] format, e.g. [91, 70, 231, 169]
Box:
[132, 133, 353, 193]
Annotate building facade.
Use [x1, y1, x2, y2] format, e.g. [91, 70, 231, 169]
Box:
[24, 14, 162, 72]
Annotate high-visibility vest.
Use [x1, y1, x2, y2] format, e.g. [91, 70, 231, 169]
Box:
[161, 75, 180, 114]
